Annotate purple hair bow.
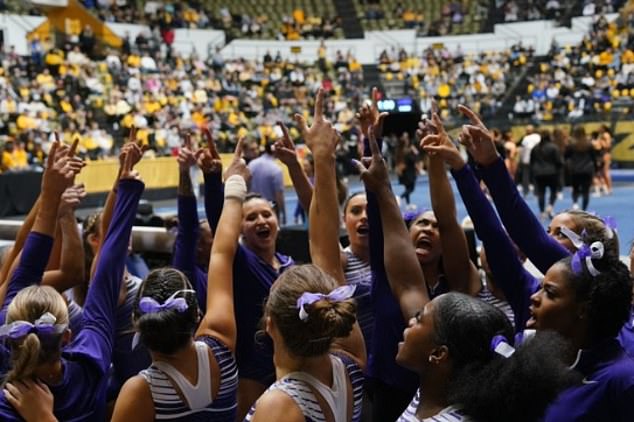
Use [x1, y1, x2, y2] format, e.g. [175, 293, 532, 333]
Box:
[571, 241, 604, 276]
[602, 216, 617, 239]
[138, 289, 195, 315]
[490, 335, 515, 358]
[0, 312, 66, 340]
[296, 285, 356, 321]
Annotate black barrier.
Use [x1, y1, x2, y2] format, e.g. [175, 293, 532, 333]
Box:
[0, 171, 43, 217]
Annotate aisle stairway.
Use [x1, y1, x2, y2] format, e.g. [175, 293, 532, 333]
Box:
[333, 0, 364, 39]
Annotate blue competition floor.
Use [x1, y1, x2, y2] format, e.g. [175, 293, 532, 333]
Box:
[154, 173, 634, 256]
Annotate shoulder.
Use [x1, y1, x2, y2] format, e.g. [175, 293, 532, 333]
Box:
[111, 375, 154, 421]
[249, 389, 305, 422]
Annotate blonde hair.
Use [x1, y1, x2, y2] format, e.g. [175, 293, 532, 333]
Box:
[4, 286, 69, 384]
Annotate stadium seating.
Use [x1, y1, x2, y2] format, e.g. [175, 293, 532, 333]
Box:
[354, 0, 487, 35]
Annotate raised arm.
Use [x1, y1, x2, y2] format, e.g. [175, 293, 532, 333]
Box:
[76, 151, 144, 374]
[422, 113, 480, 295]
[172, 133, 200, 283]
[298, 89, 345, 284]
[299, 88, 365, 368]
[457, 105, 569, 273]
[195, 139, 249, 353]
[422, 132, 538, 330]
[0, 142, 84, 321]
[91, 128, 145, 277]
[355, 128, 429, 320]
[199, 127, 224, 233]
[274, 122, 313, 215]
[40, 184, 86, 292]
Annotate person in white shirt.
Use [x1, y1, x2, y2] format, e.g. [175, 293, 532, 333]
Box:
[518, 126, 541, 196]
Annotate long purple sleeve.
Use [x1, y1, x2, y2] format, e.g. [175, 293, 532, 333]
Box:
[67, 179, 144, 374]
[452, 164, 539, 330]
[364, 135, 418, 392]
[204, 172, 224, 234]
[480, 157, 569, 274]
[173, 195, 199, 276]
[0, 232, 54, 324]
[172, 194, 208, 311]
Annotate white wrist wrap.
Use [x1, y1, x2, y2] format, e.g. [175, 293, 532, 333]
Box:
[224, 175, 247, 201]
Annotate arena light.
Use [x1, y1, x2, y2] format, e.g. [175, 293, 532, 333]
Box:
[377, 99, 396, 111]
[28, 0, 68, 6]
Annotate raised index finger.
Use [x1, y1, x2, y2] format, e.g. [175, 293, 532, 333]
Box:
[68, 137, 79, 157]
[233, 137, 245, 160]
[277, 121, 293, 148]
[367, 125, 380, 158]
[127, 125, 137, 144]
[458, 104, 484, 127]
[371, 86, 379, 111]
[182, 131, 192, 150]
[203, 127, 220, 159]
[314, 88, 324, 121]
[47, 140, 59, 168]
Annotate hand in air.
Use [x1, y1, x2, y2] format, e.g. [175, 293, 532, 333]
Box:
[196, 127, 223, 174]
[273, 121, 299, 166]
[58, 183, 87, 215]
[356, 86, 388, 140]
[419, 113, 465, 171]
[353, 125, 391, 194]
[295, 88, 339, 158]
[457, 105, 499, 167]
[42, 137, 85, 198]
[119, 126, 148, 169]
[223, 137, 251, 184]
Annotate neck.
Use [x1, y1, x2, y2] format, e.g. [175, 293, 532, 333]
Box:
[422, 263, 441, 290]
[349, 242, 369, 263]
[151, 339, 197, 364]
[274, 344, 332, 381]
[35, 359, 64, 385]
[417, 370, 450, 418]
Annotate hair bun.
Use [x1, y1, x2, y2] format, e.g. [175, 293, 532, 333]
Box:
[307, 298, 357, 341]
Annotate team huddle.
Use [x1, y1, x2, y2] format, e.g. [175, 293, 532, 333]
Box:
[0, 88, 632, 422]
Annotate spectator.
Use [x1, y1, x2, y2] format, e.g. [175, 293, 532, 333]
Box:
[530, 130, 563, 219]
[518, 125, 541, 196]
[248, 140, 286, 224]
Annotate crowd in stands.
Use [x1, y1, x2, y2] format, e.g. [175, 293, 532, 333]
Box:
[513, 10, 634, 121]
[377, 43, 534, 122]
[0, 30, 365, 171]
[360, 0, 489, 36]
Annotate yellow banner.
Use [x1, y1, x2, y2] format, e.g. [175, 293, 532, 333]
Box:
[75, 154, 292, 193]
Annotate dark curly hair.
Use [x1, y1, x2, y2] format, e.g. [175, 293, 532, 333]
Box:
[265, 264, 357, 357]
[432, 293, 579, 422]
[133, 268, 200, 355]
[556, 253, 632, 342]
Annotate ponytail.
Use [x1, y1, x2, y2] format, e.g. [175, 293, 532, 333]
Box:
[5, 334, 41, 384]
[450, 331, 579, 422]
[3, 286, 68, 385]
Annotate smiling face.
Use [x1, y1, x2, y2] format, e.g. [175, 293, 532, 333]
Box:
[547, 213, 579, 253]
[343, 194, 368, 251]
[241, 197, 279, 253]
[527, 263, 582, 340]
[409, 211, 442, 266]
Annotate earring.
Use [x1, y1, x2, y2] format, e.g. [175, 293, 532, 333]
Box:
[428, 355, 433, 363]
